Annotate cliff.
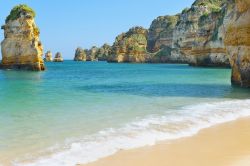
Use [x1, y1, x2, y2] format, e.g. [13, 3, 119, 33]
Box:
[96, 43, 112, 61]
[108, 26, 148, 63]
[148, 0, 229, 66]
[74, 47, 86, 61]
[1, 4, 45, 71]
[86, 46, 99, 61]
[224, 0, 250, 87]
[105, 0, 230, 66]
[147, 15, 179, 63]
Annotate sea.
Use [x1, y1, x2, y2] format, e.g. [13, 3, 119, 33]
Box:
[0, 61, 250, 166]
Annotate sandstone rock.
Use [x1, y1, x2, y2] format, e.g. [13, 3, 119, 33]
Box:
[86, 46, 98, 61]
[109, 26, 148, 63]
[96, 43, 112, 61]
[146, 0, 230, 66]
[148, 15, 179, 53]
[74, 47, 86, 61]
[172, 0, 229, 66]
[224, 0, 250, 87]
[44, 51, 53, 62]
[0, 4, 45, 71]
[53, 52, 63, 62]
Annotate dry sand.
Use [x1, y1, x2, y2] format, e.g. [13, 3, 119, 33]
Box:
[81, 117, 250, 166]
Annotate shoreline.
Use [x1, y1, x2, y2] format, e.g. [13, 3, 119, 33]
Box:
[82, 117, 250, 166]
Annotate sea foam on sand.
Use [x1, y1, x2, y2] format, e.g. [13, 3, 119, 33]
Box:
[18, 99, 250, 166]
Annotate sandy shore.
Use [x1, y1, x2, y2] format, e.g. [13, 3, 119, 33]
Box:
[81, 117, 250, 166]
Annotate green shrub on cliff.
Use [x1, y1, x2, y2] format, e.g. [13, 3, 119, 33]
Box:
[194, 0, 226, 7]
[181, 8, 190, 14]
[6, 4, 36, 23]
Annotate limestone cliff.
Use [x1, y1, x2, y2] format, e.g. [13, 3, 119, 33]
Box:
[147, 15, 179, 63]
[53, 52, 63, 62]
[86, 46, 99, 61]
[224, 0, 250, 87]
[1, 4, 45, 71]
[44, 51, 53, 62]
[108, 26, 148, 63]
[148, 0, 229, 66]
[96, 43, 112, 61]
[74, 47, 86, 61]
[147, 15, 179, 52]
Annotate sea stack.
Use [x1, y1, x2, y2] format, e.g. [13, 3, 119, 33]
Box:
[224, 0, 250, 87]
[44, 51, 53, 62]
[74, 47, 86, 61]
[53, 52, 64, 62]
[0, 4, 45, 71]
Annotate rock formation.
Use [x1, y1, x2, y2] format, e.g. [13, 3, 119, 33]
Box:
[148, 15, 179, 53]
[147, 15, 179, 63]
[53, 52, 63, 62]
[73, 0, 250, 87]
[108, 26, 148, 63]
[0, 4, 45, 71]
[105, 0, 230, 66]
[96, 43, 112, 61]
[86, 46, 99, 61]
[224, 0, 250, 87]
[74, 47, 86, 61]
[44, 51, 53, 62]
[147, 0, 230, 66]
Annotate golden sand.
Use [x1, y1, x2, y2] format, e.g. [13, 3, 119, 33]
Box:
[81, 118, 250, 166]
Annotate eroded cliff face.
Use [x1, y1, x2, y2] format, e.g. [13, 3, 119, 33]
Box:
[108, 26, 148, 63]
[148, 15, 179, 53]
[74, 47, 86, 61]
[86, 46, 99, 61]
[1, 5, 45, 71]
[224, 0, 250, 87]
[148, 0, 229, 66]
[147, 15, 179, 63]
[96, 44, 112, 61]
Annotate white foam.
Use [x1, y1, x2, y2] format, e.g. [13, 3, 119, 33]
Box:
[17, 99, 250, 166]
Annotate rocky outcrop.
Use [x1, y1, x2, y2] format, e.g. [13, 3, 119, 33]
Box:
[0, 4, 45, 71]
[74, 47, 86, 61]
[147, 0, 230, 66]
[96, 43, 112, 61]
[53, 52, 63, 62]
[147, 15, 179, 63]
[44, 51, 53, 62]
[86, 46, 98, 61]
[224, 0, 250, 87]
[148, 15, 179, 53]
[108, 26, 148, 63]
[105, 0, 230, 66]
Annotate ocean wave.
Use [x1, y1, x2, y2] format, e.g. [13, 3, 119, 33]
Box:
[18, 99, 250, 166]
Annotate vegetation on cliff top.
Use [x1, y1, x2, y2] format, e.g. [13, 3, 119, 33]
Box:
[5, 4, 36, 23]
[193, 0, 226, 7]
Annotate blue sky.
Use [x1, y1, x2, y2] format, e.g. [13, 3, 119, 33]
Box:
[0, 0, 194, 59]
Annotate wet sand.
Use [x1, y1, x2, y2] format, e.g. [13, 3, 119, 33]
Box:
[81, 117, 250, 166]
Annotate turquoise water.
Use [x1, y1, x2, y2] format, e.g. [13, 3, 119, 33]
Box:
[0, 61, 250, 166]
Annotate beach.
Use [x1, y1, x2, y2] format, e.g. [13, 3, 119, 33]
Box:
[1, 62, 250, 166]
[83, 117, 250, 166]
